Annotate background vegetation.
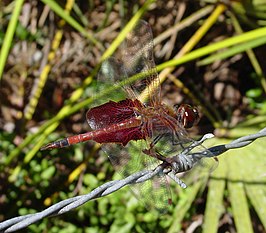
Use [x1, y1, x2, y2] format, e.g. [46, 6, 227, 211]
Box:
[0, 0, 266, 232]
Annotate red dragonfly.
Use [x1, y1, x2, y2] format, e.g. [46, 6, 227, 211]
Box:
[41, 20, 199, 212]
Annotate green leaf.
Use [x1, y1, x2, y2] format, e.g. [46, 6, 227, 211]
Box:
[41, 0, 100, 47]
[246, 88, 262, 98]
[203, 148, 228, 233]
[41, 166, 56, 180]
[168, 176, 208, 233]
[0, 0, 24, 79]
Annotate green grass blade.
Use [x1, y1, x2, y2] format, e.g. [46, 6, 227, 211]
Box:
[246, 184, 266, 229]
[168, 174, 209, 233]
[203, 146, 228, 233]
[197, 36, 266, 66]
[243, 145, 266, 230]
[167, 182, 202, 233]
[41, 0, 102, 49]
[0, 0, 24, 80]
[157, 26, 266, 70]
[230, 11, 266, 93]
[227, 150, 254, 233]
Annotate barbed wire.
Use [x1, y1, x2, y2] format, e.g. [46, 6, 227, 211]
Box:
[1, 128, 266, 232]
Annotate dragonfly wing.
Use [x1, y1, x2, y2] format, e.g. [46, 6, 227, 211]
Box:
[95, 57, 129, 105]
[150, 118, 217, 179]
[97, 20, 161, 105]
[121, 20, 161, 105]
[101, 140, 172, 213]
[86, 98, 141, 130]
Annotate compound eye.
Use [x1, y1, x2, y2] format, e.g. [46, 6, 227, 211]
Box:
[175, 104, 199, 128]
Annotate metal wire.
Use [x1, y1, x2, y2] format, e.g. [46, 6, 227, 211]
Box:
[1, 128, 266, 232]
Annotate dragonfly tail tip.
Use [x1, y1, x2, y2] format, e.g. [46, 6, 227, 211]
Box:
[40, 143, 52, 151]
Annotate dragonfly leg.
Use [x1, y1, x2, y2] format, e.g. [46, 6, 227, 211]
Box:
[152, 132, 187, 150]
[142, 147, 176, 171]
[142, 147, 168, 163]
[172, 132, 187, 149]
[150, 134, 164, 147]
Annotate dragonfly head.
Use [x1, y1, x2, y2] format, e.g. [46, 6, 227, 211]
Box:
[175, 104, 199, 128]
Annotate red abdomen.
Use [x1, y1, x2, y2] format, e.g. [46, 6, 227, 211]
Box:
[86, 99, 145, 146]
[91, 118, 145, 146]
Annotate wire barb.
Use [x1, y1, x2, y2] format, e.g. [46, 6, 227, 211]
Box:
[1, 128, 266, 232]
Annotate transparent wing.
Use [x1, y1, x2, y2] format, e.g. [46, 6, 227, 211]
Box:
[101, 129, 215, 213]
[121, 20, 161, 105]
[148, 117, 217, 176]
[96, 20, 161, 106]
[101, 140, 172, 213]
[95, 57, 128, 105]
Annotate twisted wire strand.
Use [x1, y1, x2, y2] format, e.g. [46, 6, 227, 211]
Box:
[1, 128, 266, 232]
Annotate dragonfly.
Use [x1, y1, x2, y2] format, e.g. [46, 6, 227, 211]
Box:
[41, 20, 200, 212]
